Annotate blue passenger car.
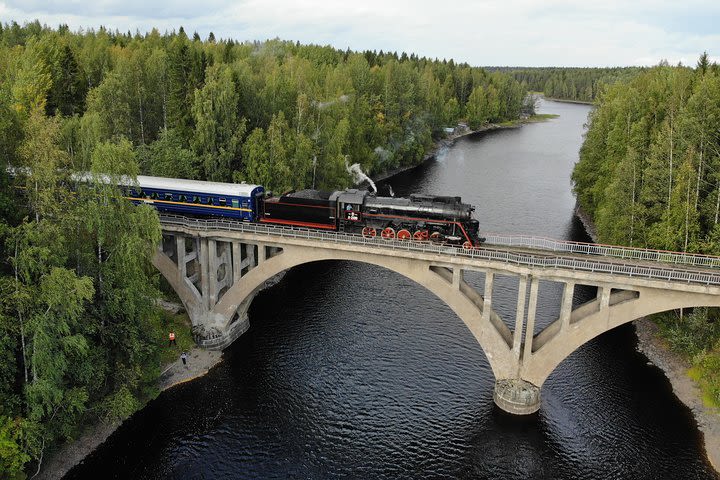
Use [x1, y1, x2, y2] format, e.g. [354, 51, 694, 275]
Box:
[126, 176, 264, 221]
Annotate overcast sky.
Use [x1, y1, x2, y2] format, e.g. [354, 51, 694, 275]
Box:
[1, 0, 718, 67]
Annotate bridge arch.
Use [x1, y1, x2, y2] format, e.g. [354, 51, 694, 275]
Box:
[210, 243, 518, 381]
[522, 287, 720, 387]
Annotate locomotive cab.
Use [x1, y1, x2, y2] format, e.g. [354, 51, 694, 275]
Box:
[331, 189, 369, 231]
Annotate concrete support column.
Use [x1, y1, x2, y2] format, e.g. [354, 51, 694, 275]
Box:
[208, 239, 218, 308]
[246, 243, 256, 268]
[496, 275, 541, 416]
[523, 277, 540, 359]
[452, 268, 462, 289]
[232, 242, 242, 284]
[258, 243, 266, 264]
[560, 281, 575, 330]
[175, 236, 186, 281]
[512, 275, 528, 360]
[199, 237, 210, 311]
[482, 272, 494, 322]
[599, 286, 611, 309]
[598, 285, 611, 326]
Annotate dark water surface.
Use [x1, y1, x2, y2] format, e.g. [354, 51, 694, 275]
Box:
[65, 100, 718, 479]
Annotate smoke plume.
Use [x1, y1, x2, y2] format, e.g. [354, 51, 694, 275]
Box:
[344, 157, 377, 193]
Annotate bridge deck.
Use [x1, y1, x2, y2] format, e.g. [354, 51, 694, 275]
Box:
[158, 215, 720, 288]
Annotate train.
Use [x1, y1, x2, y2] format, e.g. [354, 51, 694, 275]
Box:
[122, 175, 484, 248]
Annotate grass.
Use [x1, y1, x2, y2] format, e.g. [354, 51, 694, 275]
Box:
[156, 309, 195, 365]
[527, 113, 560, 122]
[653, 311, 720, 410]
[495, 114, 559, 128]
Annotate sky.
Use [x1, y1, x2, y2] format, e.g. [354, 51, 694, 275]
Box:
[1, 0, 718, 67]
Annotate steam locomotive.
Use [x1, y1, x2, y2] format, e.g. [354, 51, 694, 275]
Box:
[125, 175, 484, 248]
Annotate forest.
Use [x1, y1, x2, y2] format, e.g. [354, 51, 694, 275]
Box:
[0, 21, 533, 477]
[490, 66, 642, 102]
[571, 53, 720, 408]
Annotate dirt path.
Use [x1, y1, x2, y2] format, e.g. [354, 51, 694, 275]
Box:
[36, 348, 223, 480]
[635, 317, 720, 472]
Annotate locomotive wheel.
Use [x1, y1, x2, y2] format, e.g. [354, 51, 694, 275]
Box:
[381, 227, 395, 240]
[413, 230, 429, 241]
[362, 227, 377, 238]
[397, 229, 411, 240]
[430, 232, 442, 242]
[462, 241, 473, 249]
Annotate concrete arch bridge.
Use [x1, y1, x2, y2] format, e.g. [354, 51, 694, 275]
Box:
[154, 215, 720, 415]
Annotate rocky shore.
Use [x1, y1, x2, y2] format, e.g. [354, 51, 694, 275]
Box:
[635, 318, 720, 471]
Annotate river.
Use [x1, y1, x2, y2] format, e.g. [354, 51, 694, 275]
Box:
[65, 99, 718, 479]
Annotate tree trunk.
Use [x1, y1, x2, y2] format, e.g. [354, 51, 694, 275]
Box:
[138, 80, 146, 145]
[630, 162, 636, 246]
[685, 172, 691, 251]
[695, 137, 704, 210]
[14, 241, 28, 385]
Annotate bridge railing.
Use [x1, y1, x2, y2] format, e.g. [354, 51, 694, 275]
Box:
[158, 215, 720, 287]
[484, 234, 720, 268]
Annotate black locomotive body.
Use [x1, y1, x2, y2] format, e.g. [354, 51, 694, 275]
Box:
[261, 188, 483, 247]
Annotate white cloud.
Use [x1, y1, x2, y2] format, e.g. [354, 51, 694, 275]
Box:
[1, 0, 717, 66]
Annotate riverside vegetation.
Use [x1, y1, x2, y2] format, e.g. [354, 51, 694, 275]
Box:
[572, 53, 720, 409]
[0, 21, 534, 478]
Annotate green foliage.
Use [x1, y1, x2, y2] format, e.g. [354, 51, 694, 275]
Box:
[656, 310, 720, 408]
[139, 128, 199, 179]
[0, 416, 31, 478]
[656, 309, 720, 357]
[573, 60, 719, 250]
[101, 386, 140, 422]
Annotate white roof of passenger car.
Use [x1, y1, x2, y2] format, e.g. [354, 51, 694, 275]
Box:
[136, 175, 262, 197]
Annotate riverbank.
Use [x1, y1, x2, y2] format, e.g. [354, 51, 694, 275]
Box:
[36, 336, 223, 480]
[575, 203, 720, 473]
[543, 96, 594, 105]
[635, 318, 720, 471]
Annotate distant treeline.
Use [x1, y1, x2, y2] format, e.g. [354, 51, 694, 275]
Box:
[487, 66, 643, 102]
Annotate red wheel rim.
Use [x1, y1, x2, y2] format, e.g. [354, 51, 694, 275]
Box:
[362, 227, 377, 238]
[463, 241, 473, 249]
[430, 232, 441, 242]
[381, 227, 395, 239]
[397, 229, 411, 240]
[413, 230, 425, 241]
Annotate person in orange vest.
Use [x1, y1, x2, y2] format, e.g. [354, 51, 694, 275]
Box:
[168, 331, 176, 346]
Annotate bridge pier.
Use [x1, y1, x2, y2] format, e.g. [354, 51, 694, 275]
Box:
[493, 379, 541, 415]
[155, 230, 283, 349]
